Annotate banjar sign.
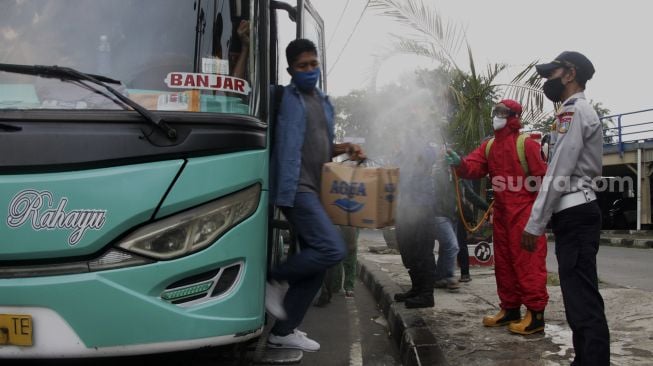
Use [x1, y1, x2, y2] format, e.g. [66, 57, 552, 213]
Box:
[6, 190, 107, 246]
[164, 72, 251, 95]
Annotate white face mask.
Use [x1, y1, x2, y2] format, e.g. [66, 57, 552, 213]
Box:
[493, 116, 507, 130]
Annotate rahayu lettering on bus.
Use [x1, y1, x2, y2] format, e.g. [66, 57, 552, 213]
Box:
[6, 189, 107, 246]
[330, 180, 366, 213]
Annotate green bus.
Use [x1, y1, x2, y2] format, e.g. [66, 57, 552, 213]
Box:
[0, 0, 325, 358]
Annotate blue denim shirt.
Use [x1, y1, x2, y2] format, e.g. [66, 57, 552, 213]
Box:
[270, 83, 335, 207]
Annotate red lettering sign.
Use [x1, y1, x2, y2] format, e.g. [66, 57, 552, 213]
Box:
[170, 73, 182, 86]
[165, 72, 251, 96]
[234, 79, 245, 93]
[184, 74, 196, 87]
[223, 77, 233, 91]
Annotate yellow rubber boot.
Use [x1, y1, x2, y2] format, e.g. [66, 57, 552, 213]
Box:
[508, 309, 545, 335]
[482, 308, 521, 327]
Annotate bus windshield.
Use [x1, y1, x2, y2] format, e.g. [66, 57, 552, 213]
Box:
[0, 0, 254, 115]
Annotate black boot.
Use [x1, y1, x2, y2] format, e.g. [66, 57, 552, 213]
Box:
[404, 291, 434, 308]
[394, 288, 418, 302]
[404, 273, 434, 308]
[394, 271, 419, 302]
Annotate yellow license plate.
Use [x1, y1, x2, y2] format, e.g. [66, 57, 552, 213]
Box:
[0, 314, 33, 346]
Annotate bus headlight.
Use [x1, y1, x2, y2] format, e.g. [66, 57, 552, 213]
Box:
[117, 184, 261, 260]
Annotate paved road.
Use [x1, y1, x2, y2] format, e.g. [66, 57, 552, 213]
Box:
[546, 242, 653, 291]
[9, 279, 398, 366]
[298, 280, 400, 366]
[364, 227, 653, 291]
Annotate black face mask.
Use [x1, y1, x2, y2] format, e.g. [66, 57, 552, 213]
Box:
[542, 77, 565, 103]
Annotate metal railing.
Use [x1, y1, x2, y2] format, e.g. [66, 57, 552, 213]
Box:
[601, 108, 653, 156]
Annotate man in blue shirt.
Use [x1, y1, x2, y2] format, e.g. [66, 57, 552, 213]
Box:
[266, 39, 364, 352]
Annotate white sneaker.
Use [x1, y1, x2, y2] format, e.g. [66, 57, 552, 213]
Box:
[265, 280, 287, 320]
[268, 330, 320, 352]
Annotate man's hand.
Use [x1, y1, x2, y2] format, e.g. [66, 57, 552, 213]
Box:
[347, 143, 366, 162]
[237, 20, 250, 43]
[445, 149, 461, 166]
[521, 230, 539, 252]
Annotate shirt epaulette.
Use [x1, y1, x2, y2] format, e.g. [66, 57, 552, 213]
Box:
[563, 98, 578, 107]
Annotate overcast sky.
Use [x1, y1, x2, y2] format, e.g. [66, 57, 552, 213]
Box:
[311, 0, 653, 118]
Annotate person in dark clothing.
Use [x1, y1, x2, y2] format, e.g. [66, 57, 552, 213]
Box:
[392, 137, 438, 308]
[456, 216, 471, 282]
[456, 179, 490, 282]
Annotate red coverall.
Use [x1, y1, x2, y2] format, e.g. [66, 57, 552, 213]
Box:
[455, 100, 549, 312]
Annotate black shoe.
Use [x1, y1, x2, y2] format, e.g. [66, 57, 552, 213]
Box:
[404, 293, 434, 308]
[394, 288, 418, 302]
[459, 274, 472, 282]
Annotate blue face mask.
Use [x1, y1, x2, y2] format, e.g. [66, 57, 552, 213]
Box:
[292, 67, 320, 92]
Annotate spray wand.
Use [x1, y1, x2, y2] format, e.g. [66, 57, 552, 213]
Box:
[440, 134, 494, 233]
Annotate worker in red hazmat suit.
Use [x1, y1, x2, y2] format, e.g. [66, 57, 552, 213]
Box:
[446, 99, 549, 335]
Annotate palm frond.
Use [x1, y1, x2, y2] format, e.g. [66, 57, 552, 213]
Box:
[370, 0, 465, 69]
[500, 61, 546, 115]
[499, 83, 544, 115]
[365, 37, 450, 89]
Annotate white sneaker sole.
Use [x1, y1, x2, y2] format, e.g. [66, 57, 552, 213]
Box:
[267, 342, 319, 352]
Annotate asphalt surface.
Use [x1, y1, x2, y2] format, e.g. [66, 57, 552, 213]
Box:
[299, 280, 401, 366]
[7, 280, 399, 366]
[359, 228, 653, 366]
[546, 241, 653, 291]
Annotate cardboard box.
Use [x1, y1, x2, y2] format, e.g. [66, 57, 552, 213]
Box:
[320, 162, 399, 228]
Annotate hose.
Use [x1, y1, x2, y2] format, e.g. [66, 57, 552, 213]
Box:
[452, 167, 494, 233]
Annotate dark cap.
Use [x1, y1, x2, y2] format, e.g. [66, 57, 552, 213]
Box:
[535, 51, 595, 82]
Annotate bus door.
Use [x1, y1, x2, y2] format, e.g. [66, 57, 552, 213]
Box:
[296, 0, 327, 92]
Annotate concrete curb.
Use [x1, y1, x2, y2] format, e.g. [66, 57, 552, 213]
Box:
[599, 237, 653, 249]
[357, 258, 448, 366]
[545, 232, 653, 249]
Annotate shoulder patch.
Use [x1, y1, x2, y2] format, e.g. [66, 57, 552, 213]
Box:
[557, 111, 574, 133]
[563, 98, 578, 106]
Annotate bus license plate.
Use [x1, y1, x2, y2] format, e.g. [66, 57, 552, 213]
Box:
[0, 314, 33, 346]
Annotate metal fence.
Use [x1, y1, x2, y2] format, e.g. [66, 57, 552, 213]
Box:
[602, 108, 653, 156]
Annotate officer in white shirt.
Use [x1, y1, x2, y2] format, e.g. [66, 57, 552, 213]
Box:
[522, 51, 609, 366]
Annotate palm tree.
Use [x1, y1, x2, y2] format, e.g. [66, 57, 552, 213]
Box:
[369, 0, 547, 153]
[447, 48, 505, 152]
[592, 100, 617, 144]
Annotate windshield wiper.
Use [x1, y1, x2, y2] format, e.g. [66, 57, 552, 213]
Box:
[0, 63, 177, 140]
[0, 122, 21, 132]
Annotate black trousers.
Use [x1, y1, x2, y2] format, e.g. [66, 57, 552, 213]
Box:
[395, 205, 436, 293]
[456, 217, 470, 276]
[552, 201, 610, 366]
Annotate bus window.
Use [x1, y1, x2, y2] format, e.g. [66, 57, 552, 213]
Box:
[0, 0, 254, 115]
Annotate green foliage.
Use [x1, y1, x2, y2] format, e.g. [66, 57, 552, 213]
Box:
[446, 47, 505, 153]
[592, 100, 617, 143]
[367, 0, 614, 155]
[369, 0, 545, 154]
